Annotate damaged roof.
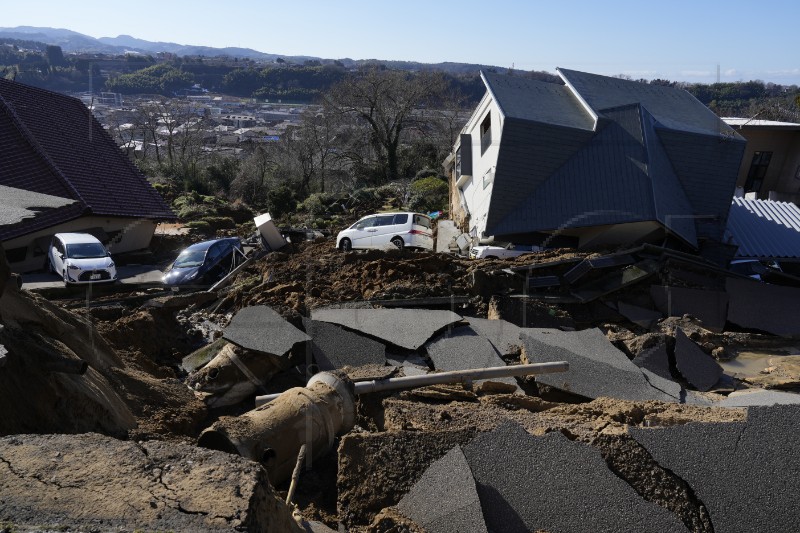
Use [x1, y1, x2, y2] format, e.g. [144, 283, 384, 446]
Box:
[0, 185, 75, 228]
[0, 79, 175, 240]
[725, 197, 800, 260]
[480, 69, 746, 246]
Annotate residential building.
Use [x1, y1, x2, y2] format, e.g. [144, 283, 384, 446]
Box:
[722, 118, 800, 204]
[0, 79, 176, 272]
[447, 70, 746, 254]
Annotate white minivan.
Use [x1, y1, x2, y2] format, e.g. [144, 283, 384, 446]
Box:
[336, 212, 434, 251]
[48, 232, 117, 285]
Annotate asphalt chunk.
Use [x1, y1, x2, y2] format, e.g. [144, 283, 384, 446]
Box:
[522, 328, 677, 402]
[302, 318, 386, 371]
[631, 405, 800, 533]
[674, 328, 723, 392]
[461, 421, 688, 533]
[396, 445, 488, 533]
[310, 308, 462, 350]
[425, 330, 519, 392]
[223, 305, 310, 357]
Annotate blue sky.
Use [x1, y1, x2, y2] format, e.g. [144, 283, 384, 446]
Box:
[4, 0, 800, 84]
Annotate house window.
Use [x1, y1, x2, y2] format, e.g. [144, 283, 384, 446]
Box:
[455, 146, 462, 176]
[744, 151, 772, 193]
[480, 112, 491, 155]
[4, 246, 27, 263]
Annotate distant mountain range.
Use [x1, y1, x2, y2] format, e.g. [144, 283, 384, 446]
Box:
[0, 26, 511, 75]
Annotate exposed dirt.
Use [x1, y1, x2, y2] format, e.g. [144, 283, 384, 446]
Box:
[1, 236, 794, 532]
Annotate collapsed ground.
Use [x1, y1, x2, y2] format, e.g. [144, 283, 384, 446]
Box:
[1, 236, 799, 532]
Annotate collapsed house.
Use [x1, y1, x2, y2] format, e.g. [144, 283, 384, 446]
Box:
[446, 69, 746, 258]
[0, 78, 176, 272]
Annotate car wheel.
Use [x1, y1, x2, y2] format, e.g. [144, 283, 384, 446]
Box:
[391, 237, 404, 250]
[339, 238, 352, 252]
[48, 257, 55, 274]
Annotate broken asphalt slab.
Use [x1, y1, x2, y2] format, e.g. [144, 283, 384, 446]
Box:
[726, 276, 800, 337]
[718, 388, 800, 407]
[396, 445, 488, 533]
[630, 405, 800, 533]
[223, 305, 310, 356]
[460, 421, 688, 533]
[632, 338, 672, 381]
[522, 328, 680, 402]
[462, 317, 522, 356]
[674, 328, 723, 392]
[310, 308, 462, 350]
[0, 433, 301, 532]
[425, 329, 519, 393]
[302, 318, 386, 371]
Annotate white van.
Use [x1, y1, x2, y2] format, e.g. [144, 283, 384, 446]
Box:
[48, 232, 117, 285]
[336, 212, 434, 251]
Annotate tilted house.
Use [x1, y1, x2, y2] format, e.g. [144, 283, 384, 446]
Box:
[448, 69, 747, 252]
[0, 79, 176, 272]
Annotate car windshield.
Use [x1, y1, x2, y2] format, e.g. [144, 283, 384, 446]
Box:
[65, 242, 107, 259]
[173, 249, 207, 268]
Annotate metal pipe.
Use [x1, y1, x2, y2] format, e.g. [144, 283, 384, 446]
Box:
[285, 444, 307, 506]
[201, 364, 568, 486]
[198, 372, 355, 486]
[254, 362, 569, 406]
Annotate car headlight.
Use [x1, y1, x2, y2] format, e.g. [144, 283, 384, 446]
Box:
[108, 262, 115, 268]
[67, 263, 81, 270]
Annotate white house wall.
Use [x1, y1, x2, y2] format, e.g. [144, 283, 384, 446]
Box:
[457, 93, 503, 240]
[3, 217, 157, 273]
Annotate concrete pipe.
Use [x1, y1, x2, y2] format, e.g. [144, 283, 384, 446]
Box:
[198, 372, 355, 486]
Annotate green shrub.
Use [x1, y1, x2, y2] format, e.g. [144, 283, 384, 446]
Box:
[184, 220, 211, 234]
[201, 216, 237, 230]
[408, 176, 448, 213]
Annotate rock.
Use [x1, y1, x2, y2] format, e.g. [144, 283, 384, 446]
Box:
[0, 433, 302, 532]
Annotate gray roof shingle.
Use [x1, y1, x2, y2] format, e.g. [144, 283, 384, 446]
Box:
[0, 79, 175, 240]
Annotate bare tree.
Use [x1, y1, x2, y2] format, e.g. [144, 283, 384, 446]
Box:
[230, 145, 276, 206]
[323, 67, 447, 182]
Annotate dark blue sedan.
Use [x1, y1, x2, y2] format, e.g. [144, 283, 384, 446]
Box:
[162, 237, 244, 287]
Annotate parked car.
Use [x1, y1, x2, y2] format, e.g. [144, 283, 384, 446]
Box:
[469, 242, 541, 259]
[336, 212, 434, 251]
[48, 232, 117, 285]
[162, 237, 243, 287]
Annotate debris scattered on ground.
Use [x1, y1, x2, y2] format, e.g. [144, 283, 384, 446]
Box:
[5, 234, 800, 532]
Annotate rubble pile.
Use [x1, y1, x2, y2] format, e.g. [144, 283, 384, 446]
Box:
[2, 237, 800, 532]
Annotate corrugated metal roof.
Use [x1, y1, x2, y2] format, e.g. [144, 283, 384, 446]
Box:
[723, 118, 800, 129]
[725, 197, 800, 259]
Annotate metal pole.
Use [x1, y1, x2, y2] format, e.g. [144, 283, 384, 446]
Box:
[285, 444, 307, 506]
[254, 362, 568, 406]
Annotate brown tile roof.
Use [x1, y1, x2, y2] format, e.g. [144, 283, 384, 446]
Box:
[0, 78, 175, 239]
